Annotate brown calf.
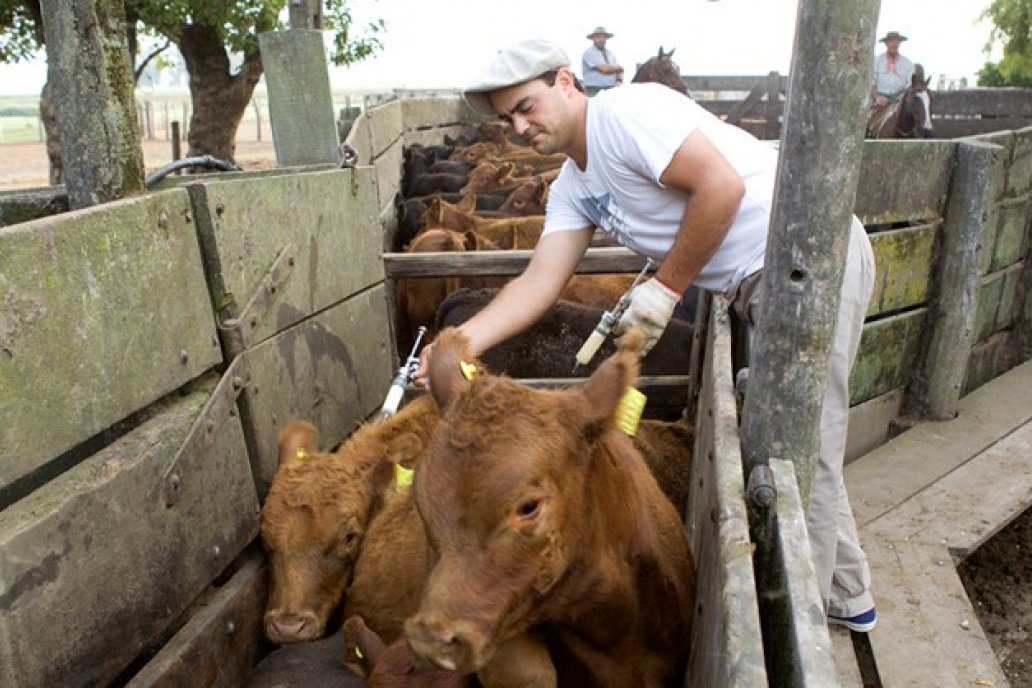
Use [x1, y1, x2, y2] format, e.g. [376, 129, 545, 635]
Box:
[405, 328, 695, 685]
[259, 396, 439, 644]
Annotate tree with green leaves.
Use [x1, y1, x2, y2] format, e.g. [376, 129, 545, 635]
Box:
[0, 1, 384, 172]
[978, 0, 1032, 87]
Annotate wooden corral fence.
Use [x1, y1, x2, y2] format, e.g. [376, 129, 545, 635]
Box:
[2, 89, 1032, 687]
[684, 74, 1032, 141]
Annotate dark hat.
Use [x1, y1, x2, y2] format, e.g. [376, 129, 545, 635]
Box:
[463, 39, 571, 115]
[587, 26, 614, 39]
[879, 31, 907, 42]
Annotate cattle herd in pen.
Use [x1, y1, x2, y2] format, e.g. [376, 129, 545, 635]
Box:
[247, 122, 700, 688]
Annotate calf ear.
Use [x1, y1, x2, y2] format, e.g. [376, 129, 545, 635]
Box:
[277, 421, 318, 467]
[343, 615, 385, 676]
[575, 330, 642, 434]
[428, 328, 476, 409]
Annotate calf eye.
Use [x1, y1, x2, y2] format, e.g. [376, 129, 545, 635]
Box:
[516, 499, 540, 518]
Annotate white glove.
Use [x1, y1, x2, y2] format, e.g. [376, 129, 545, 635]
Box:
[614, 277, 680, 355]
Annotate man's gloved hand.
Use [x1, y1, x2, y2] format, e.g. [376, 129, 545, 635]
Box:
[614, 277, 681, 355]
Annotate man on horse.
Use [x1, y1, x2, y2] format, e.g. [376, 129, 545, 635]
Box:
[582, 26, 624, 96]
[867, 31, 916, 136]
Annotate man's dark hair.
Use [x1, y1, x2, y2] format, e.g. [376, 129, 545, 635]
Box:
[539, 69, 586, 94]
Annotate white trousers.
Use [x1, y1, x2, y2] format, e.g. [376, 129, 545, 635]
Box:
[737, 217, 876, 615]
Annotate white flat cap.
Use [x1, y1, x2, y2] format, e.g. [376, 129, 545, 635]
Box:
[463, 39, 570, 115]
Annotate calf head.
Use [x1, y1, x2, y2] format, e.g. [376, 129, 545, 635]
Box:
[345, 615, 470, 688]
[261, 400, 437, 644]
[405, 328, 645, 673]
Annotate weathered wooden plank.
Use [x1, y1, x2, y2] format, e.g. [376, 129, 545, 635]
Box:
[844, 388, 903, 464]
[867, 221, 938, 316]
[931, 88, 1032, 118]
[996, 262, 1023, 333]
[240, 285, 394, 494]
[0, 186, 69, 227]
[383, 246, 647, 277]
[126, 553, 268, 688]
[149, 165, 337, 191]
[685, 296, 766, 688]
[1003, 126, 1032, 197]
[404, 125, 473, 148]
[909, 140, 1005, 421]
[964, 331, 1011, 394]
[190, 168, 382, 350]
[847, 359, 1032, 528]
[768, 459, 839, 686]
[974, 271, 1006, 343]
[344, 111, 373, 166]
[374, 137, 404, 215]
[0, 385, 259, 688]
[862, 539, 1006, 688]
[935, 117, 1032, 139]
[0, 190, 222, 490]
[990, 195, 1030, 271]
[258, 30, 340, 167]
[850, 309, 926, 405]
[401, 97, 476, 130]
[683, 74, 789, 92]
[367, 99, 403, 161]
[854, 140, 955, 223]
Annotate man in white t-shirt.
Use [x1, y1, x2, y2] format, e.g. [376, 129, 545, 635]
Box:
[416, 38, 877, 634]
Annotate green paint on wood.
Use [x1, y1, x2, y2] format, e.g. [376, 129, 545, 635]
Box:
[850, 310, 927, 405]
[991, 197, 1031, 272]
[0, 190, 222, 488]
[868, 223, 938, 316]
[975, 272, 1006, 344]
[0, 388, 257, 687]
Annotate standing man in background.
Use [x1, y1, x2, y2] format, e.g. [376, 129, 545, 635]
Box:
[582, 26, 624, 95]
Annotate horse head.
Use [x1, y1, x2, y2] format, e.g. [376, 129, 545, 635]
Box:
[632, 46, 690, 96]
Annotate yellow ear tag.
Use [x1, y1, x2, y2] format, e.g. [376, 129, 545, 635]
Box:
[460, 360, 478, 380]
[615, 388, 646, 436]
[394, 463, 414, 491]
[294, 447, 309, 461]
[355, 645, 364, 659]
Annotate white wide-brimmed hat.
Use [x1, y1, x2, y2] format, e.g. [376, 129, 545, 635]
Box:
[587, 26, 614, 39]
[463, 38, 571, 115]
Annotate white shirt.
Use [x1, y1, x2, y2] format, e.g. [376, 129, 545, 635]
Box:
[873, 52, 914, 99]
[544, 83, 776, 293]
[582, 46, 620, 89]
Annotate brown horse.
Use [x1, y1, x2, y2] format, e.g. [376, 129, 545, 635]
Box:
[868, 64, 934, 139]
[632, 47, 691, 96]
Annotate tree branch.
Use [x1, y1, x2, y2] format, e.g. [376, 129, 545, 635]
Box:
[133, 38, 171, 83]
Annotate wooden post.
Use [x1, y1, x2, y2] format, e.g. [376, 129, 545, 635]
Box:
[908, 140, 1006, 419]
[39, 0, 145, 208]
[258, 29, 340, 167]
[763, 71, 781, 140]
[253, 97, 263, 142]
[171, 121, 182, 163]
[740, 0, 880, 506]
[289, 0, 322, 29]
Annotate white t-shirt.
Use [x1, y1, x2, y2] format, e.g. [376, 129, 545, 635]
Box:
[544, 83, 777, 294]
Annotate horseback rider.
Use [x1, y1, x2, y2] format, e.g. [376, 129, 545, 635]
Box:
[582, 26, 624, 96]
[867, 31, 917, 136]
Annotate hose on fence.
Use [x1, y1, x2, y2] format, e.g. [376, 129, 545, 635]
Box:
[144, 155, 242, 189]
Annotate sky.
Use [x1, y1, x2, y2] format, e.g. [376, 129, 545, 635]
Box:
[0, 0, 996, 97]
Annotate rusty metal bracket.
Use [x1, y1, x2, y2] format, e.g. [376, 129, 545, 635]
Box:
[219, 244, 296, 358]
[162, 354, 251, 507]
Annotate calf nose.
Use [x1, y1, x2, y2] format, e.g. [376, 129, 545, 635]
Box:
[404, 615, 483, 673]
[264, 611, 322, 644]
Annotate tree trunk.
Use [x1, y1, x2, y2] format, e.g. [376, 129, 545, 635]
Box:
[178, 23, 264, 162]
[39, 78, 62, 185]
[40, 0, 145, 208]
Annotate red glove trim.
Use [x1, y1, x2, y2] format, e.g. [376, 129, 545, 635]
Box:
[653, 275, 683, 303]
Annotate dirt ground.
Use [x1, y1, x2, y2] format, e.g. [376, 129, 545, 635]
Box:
[0, 138, 276, 191]
[957, 506, 1032, 687]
